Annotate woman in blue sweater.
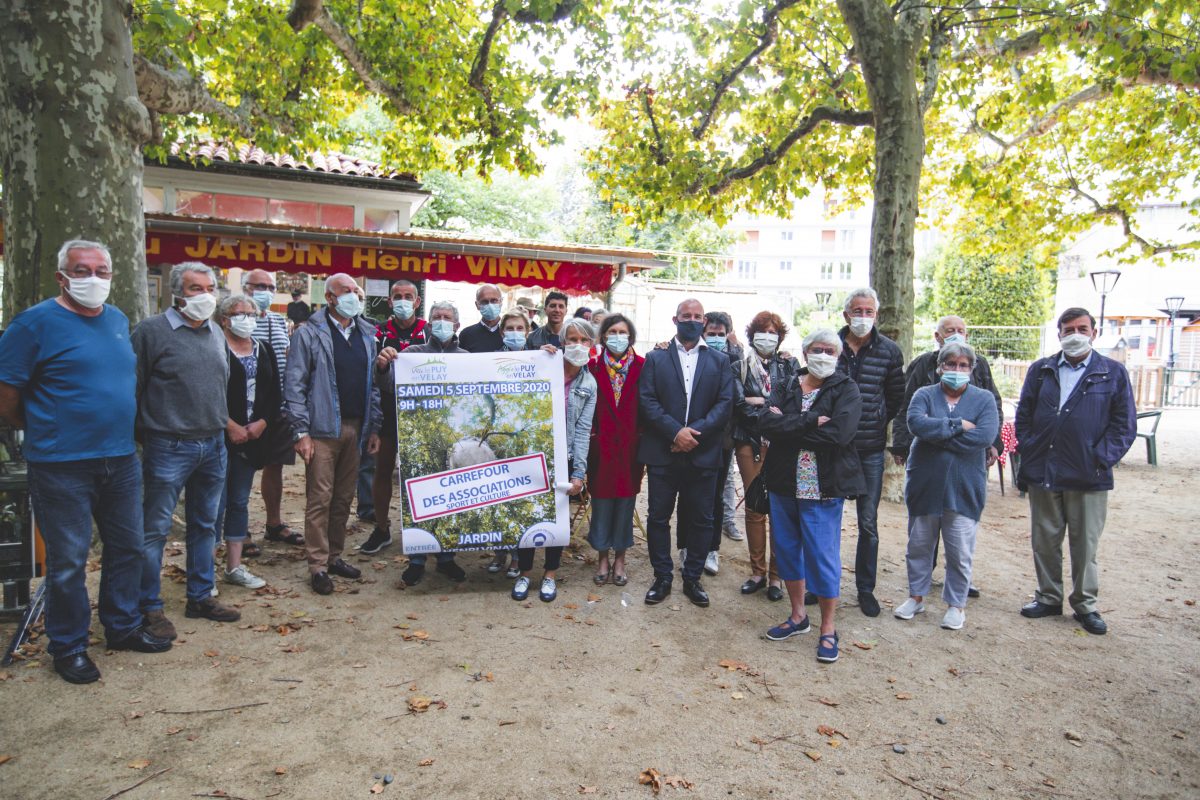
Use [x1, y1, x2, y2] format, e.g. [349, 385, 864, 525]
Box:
[895, 343, 998, 630]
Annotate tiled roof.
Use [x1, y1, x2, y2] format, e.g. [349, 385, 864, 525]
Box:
[169, 142, 418, 182]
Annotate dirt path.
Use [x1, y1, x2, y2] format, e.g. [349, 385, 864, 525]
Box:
[3, 412, 1199, 799]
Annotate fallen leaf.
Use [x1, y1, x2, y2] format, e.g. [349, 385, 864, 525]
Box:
[406, 613, 419, 620]
[1064, 730, 1083, 742]
[418, 759, 435, 767]
[827, 739, 841, 748]
[638, 767, 664, 794]
[370, 783, 385, 794]
[408, 697, 432, 713]
[1043, 778, 1057, 787]
[587, 594, 602, 602]
[274, 766, 287, 775]
[1185, 600, 1196, 606]
[663, 775, 694, 789]
[804, 750, 822, 762]
[127, 711, 144, 720]
[0, 672, 13, 681]
[0, 756, 11, 766]
[730, 692, 744, 700]
[852, 641, 874, 650]
[895, 692, 913, 700]
[718, 659, 749, 671]
[412, 630, 429, 640]
[499, 720, 517, 726]
[127, 759, 151, 770]
[817, 697, 840, 707]
[578, 786, 598, 794]
[564, 603, 579, 610]
[165, 727, 183, 735]
[251, 625, 270, 632]
[485, 672, 494, 682]
[947, 667, 961, 677]
[204, 649, 220, 657]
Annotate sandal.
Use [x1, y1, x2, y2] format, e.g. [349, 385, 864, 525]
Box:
[593, 572, 609, 586]
[242, 539, 262, 558]
[613, 573, 628, 587]
[264, 523, 304, 546]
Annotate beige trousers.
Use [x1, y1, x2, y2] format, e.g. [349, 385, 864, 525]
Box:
[304, 420, 362, 573]
[1027, 485, 1108, 614]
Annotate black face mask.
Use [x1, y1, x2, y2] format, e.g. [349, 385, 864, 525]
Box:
[676, 319, 704, 343]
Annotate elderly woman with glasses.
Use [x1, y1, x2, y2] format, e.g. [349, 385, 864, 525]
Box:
[894, 342, 998, 631]
[758, 329, 864, 664]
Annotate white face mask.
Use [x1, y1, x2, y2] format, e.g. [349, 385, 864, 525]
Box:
[178, 292, 217, 322]
[753, 332, 779, 356]
[806, 352, 838, 379]
[564, 343, 591, 366]
[334, 291, 363, 319]
[848, 315, 874, 337]
[62, 274, 111, 309]
[1060, 333, 1092, 358]
[941, 333, 967, 347]
[229, 314, 257, 339]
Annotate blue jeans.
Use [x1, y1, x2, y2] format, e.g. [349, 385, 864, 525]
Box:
[28, 454, 144, 657]
[854, 450, 885, 594]
[141, 433, 227, 609]
[768, 492, 845, 597]
[216, 451, 259, 543]
[409, 552, 456, 567]
[356, 439, 375, 520]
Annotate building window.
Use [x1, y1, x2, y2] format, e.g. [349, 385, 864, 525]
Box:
[820, 262, 833, 281]
[821, 230, 836, 253]
[839, 262, 852, 280]
[780, 260, 793, 272]
[737, 260, 757, 280]
[781, 230, 794, 241]
[364, 208, 401, 233]
[743, 230, 760, 250]
[840, 229, 854, 251]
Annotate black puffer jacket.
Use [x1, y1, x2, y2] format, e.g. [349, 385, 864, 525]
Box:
[836, 326, 905, 452]
[732, 351, 801, 452]
[758, 370, 865, 499]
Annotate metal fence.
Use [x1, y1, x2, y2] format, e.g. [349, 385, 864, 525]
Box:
[912, 325, 1047, 362]
[1163, 368, 1200, 408]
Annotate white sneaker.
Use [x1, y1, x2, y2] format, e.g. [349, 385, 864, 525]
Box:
[678, 548, 687, 564]
[210, 585, 219, 597]
[942, 607, 966, 630]
[224, 564, 266, 589]
[723, 525, 745, 542]
[894, 597, 925, 620]
[704, 551, 720, 576]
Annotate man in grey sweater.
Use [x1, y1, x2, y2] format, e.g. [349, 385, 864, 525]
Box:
[132, 262, 240, 640]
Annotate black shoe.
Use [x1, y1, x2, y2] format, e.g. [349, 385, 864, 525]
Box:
[311, 571, 334, 595]
[358, 527, 393, 555]
[436, 560, 467, 583]
[804, 591, 818, 606]
[741, 577, 767, 595]
[328, 558, 361, 579]
[1020, 600, 1062, 618]
[968, 585, 981, 599]
[53, 652, 100, 684]
[683, 580, 710, 608]
[1073, 611, 1107, 635]
[106, 626, 172, 654]
[645, 578, 672, 605]
[858, 591, 881, 617]
[766, 585, 784, 602]
[401, 563, 425, 586]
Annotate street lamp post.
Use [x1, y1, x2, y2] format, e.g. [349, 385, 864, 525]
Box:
[815, 291, 831, 311]
[1165, 295, 1185, 369]
[1089, 269, 1122, 330]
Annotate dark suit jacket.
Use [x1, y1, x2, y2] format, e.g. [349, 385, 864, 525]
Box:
[637, 342, 735, 469]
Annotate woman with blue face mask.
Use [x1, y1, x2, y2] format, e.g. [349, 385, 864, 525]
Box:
[895, 342, 998, 632]
[585, 313, 644, 587]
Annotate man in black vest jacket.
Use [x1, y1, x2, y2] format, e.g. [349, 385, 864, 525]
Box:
[638, 299, 735, 608]
[836, 288, 905, 617]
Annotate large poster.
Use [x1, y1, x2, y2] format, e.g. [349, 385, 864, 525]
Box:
[393, 350, 570, 555]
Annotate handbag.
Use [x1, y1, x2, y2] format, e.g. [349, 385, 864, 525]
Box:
[745, 473, 771, 515]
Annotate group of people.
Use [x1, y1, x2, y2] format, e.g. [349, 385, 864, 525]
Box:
[0, 238, 1136, 683]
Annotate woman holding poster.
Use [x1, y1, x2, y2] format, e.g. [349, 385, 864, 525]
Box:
[511, 318, 597, 603]
[586, 313, 644, 587]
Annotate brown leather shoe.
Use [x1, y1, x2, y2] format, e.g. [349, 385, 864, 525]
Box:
[327, 558, 362, 579]
[143, 610, 178, 641]
[185, 596, 241, 623]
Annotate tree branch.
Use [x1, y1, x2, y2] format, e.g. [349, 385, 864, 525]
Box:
[286, 0, 323, 31]
[307, 4, 414, 114]
[691, 105, 873, 196]
[1069, 178, 1199, 257]
[970, 82, 1111, 161]
[919, 20, 949, 114]
[642, 88, 669, 166]
[133, 54, 253, 135]
[692, 0, 802, 140]
[470, 1, 507, 139]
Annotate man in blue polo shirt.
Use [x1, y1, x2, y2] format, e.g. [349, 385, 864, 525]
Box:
[0, 239, 171, 684]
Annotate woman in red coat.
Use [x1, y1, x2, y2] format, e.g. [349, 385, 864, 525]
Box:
[586, 313, 644, 587]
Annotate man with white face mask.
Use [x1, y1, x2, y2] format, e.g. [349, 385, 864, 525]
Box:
[133, 261, 240, 637]
[285, 273, 382, 595]
[458, 283, 505, 353]
[0, 240, 173, 684]
[1015, 307, 1135, 635]
[836, 287, 905, 618]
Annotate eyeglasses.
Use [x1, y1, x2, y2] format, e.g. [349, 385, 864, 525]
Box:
[807, 347, 838, 356]
[245, 282, 276, 292]
[62, 268, 113, 280]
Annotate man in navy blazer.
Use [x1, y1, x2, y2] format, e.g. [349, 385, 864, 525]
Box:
[638, 299, 735, 607]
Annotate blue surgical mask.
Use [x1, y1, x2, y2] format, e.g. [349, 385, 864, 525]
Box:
[252, 290, 273, 311]
[334, 292, 362, 318]
[606, 334, 630, 355]
[503, 331, 527, 350]
[480, 301, 501, 322]
[941, 333, 966, 347]
[704, 335, 727, 352]
[940, 371, 970, 390]
[430, 319, 455, 342]
[392, 299, 414, 319]
[676, 319, 703, 343]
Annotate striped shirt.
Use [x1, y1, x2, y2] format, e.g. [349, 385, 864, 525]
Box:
[253, 311, 290, 388]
